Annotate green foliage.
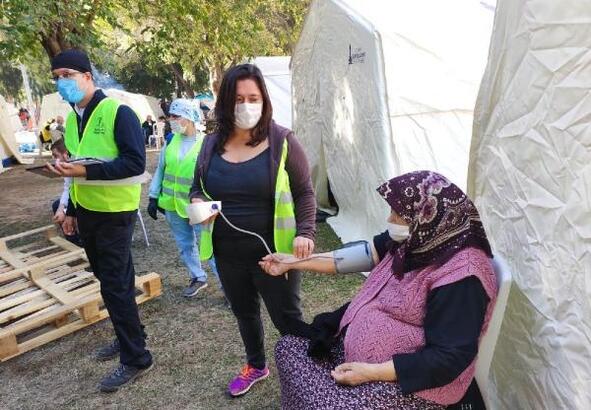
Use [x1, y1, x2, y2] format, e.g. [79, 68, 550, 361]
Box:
[128, 0, 310, 93]
[98, 50, 178, 98]
[0, 0, 125, 59]
[0, 56, 53, 102]
[0, 60, 23, 102]
[0, 0, 311, 97]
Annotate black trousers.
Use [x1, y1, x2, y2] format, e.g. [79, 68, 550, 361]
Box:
[76, 206, 152, 368]
[214, 235, 303, 369]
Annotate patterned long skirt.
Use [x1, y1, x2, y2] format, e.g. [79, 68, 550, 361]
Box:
[274, 335, 445, 410]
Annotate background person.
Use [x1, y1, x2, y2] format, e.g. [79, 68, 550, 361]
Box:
[49, 139, 82, 246]
[147, 98, 218, 298]
[18, 108, 34, 130]
[142, 115, 156, 146]
[261, 171, 497, 410]
[188, 64, 316, 397]
[50, 115, 66, 141]
[47, 49, 153, 393]
[38, 118, 55, 151]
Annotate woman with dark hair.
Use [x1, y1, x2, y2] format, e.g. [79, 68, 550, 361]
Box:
[260, 171, 497, 409]
[189, 64, 316, 397]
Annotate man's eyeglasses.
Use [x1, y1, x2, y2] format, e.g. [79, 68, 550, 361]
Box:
[169, 114, 181, 119]
[51, 71, 83, 82]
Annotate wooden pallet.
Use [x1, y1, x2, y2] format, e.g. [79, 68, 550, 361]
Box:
[0, 226, 162, 362]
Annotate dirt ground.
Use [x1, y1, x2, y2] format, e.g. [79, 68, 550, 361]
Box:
[0, 151, 364, 410]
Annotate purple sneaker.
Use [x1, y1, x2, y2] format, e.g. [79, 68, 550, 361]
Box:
[228, 364, 270, 397]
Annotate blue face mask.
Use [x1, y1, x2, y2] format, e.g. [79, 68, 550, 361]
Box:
[56, 78, 85, 104]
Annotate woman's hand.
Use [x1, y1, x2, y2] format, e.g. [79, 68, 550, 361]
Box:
[190, 197, 217, 225]
[331, 362, 375, 386]
[332, 361, 397, 386]
[293, 236, 314, 259]
[259, 253, 300, 276]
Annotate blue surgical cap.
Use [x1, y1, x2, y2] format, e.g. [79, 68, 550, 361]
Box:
[169, 98, 202, 123]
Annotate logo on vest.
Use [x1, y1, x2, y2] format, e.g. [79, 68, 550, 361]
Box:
[94, 116, 106, 135]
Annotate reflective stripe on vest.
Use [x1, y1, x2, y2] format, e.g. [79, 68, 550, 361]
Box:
[157, 133, 203, 218]
[198, 139, 296, 260]
[63, 97, 141, 212]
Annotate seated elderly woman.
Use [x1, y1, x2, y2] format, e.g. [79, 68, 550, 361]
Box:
[259, 171, 497, 410]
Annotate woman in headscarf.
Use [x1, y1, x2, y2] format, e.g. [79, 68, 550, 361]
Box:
[260, 170, 497, 410]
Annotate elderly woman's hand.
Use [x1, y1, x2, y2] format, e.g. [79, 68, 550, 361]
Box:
[331, 362, 375, 386]
[259, 253, 300, 276]
[293, 236, 314, 259]
[331, 361, 397, 386]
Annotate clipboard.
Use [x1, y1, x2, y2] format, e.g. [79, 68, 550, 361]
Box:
[26, 158, 105, 178]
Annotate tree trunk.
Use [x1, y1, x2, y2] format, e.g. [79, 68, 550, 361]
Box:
[39, 25, 71, 59]
[208, 62, 225, 98]
[169, 63, 194, 98]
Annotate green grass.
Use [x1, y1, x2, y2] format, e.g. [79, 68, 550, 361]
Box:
[0, 157, 365, 410]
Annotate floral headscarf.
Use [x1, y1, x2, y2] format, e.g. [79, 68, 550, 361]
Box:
[377, 170, 492, 276]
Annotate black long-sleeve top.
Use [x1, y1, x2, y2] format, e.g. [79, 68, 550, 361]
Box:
[372, 231, 489, 394]
[65, 89, 146, 216]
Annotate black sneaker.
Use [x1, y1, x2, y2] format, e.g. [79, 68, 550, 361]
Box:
[183, 278, 208, 298]
[95, 339, 120, 362]
[99, 363, 154, 393]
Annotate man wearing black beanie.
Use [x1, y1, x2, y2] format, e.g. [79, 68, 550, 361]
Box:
[47, 48, 153, 392]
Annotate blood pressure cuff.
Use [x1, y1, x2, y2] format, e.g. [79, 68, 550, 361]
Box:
[334, 240, 374, 274]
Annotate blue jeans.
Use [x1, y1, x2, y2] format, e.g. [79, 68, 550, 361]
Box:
[165, 210, 218, 283]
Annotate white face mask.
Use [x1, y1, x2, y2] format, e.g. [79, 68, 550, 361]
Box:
[234, 103, 263, 129]
[170, 120, 187, 135]
[387, 223, 410, 242]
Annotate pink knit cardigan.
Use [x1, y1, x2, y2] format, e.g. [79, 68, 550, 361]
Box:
[339, 247, 497, 405]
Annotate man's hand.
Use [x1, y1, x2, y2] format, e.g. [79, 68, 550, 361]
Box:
[62, 216, 77, 236]
[46, 160, 86, 177]
[331, 362, 375, 386]
[259, 253, 300, 276]
[53, 205, 66, 224]
[293, 236, 314, 259]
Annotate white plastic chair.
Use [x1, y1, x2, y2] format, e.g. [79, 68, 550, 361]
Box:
[474, 255, 513, 408]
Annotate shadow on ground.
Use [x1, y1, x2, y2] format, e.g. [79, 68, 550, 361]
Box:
[0, 151, 364, 410]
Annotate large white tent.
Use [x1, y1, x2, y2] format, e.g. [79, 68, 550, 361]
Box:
[252, 56, 292, 129]
[0, 95, 34, 166]
[468, 1, 591, 409]
[292, 0, 495, 243]
[40, 89, 164, 126]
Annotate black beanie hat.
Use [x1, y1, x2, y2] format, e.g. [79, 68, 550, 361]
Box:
[51, 49, 92, 73]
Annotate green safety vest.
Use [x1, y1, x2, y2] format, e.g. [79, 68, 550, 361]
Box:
[199, 139, 296, 260]
[158, 133, 203, 218]
[64, 97, 141, 212]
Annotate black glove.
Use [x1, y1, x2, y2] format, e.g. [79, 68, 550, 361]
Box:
[147, 197, 159, 220]
[280, 302, 351, 360]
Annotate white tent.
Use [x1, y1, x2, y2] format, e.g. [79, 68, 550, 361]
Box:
[40, 89, 164, 126]
[292, 0, 495, 243]
[468, 1, 591, 409]
[0, 95, 34, 165]
[252, 56, 292, 129]
[0, 138, 6, 173]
